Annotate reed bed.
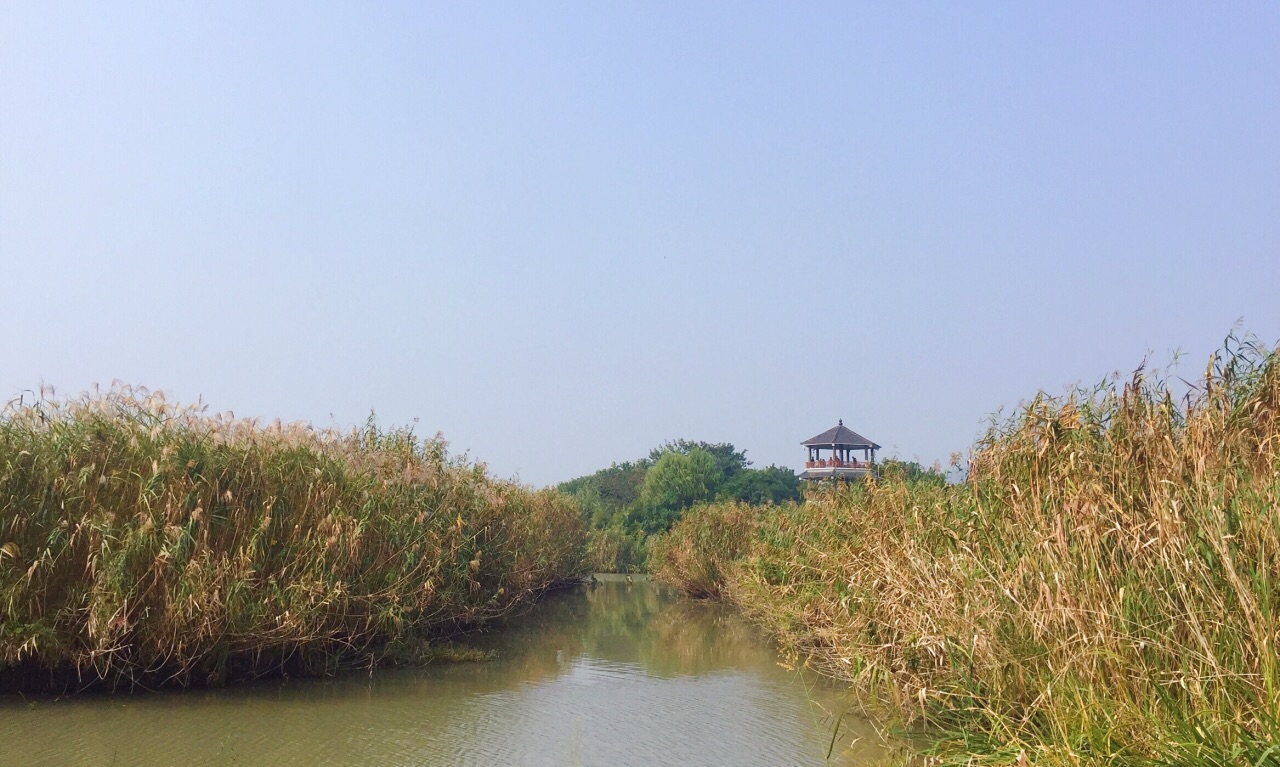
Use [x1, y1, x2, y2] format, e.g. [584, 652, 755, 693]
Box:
[649, 501, 754, 598]
[652, 337, 1280, 765]
[583, 526, 650, 574]
[0, 385, 585, 691]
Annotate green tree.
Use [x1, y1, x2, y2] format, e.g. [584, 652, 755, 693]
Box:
[718, 465, 801, 505]
[558, 459, 649, 528]
[560, 440, 790, 538]
[627, 447, 720, 534]
[649, 440, 749, 482]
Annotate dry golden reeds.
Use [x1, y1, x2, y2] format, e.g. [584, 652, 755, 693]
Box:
[653, 335, 1280, 764]
[649, 501, 754, 599]
[0, 384, 585, 691]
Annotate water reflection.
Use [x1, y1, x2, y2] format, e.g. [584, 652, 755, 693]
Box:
[1, 577, 885, 766]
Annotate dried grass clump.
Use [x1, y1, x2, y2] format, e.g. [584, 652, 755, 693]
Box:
[649, 501, 754, 599]
[0, 385, 585, 691]
[653, 336, 1280, 764]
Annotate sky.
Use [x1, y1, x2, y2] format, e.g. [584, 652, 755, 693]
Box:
[3, 3, 1278, 486]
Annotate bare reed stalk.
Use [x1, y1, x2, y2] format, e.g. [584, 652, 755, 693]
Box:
[0, 385, 586, 690]
[653, 336, 1280, 765]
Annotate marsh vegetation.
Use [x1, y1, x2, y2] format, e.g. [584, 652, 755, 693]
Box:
[0, 386, 584, 691]
[653, 337, 1280, 764]
[6, 334, 1278, 765]
[561, 440, 801, 573]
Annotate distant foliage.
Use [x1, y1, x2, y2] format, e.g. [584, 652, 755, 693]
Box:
[558, 460, 647, 527]
[719, 464, 804, 506]
[873, 458, 948, 487]
[648, 440, 749, 481]
[559, 440, 800, 547]
[628, 448, 721, 534]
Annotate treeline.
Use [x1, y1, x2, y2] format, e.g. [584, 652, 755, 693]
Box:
[651, 336, 1280, 765]
[558, 440, 801, 572]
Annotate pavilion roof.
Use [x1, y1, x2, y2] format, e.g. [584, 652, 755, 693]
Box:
[802, 420, 881, 450]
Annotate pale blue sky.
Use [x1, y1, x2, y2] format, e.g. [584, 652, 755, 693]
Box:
[3, 3, 1278, 485]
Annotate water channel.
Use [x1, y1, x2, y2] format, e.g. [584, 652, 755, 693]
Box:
[1, 576, 886, 766]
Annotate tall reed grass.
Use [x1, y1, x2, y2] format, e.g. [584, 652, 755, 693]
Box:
[583, 526, 650, 574]
[649, 501, 753, 598]
[0, 385, 585, 691]
[652, 337, 1280, 764]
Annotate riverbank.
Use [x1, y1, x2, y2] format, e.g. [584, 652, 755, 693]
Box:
[652, 339, 1280, 765]
[0, 386, 585, 692]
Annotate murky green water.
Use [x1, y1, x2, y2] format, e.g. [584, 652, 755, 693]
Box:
[0, 576, 885, 766]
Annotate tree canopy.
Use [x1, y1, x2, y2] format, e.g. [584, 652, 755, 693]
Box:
[559, 440, 801, 535]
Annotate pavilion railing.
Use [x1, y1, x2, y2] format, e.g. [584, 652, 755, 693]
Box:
[804, 459, 870, 469]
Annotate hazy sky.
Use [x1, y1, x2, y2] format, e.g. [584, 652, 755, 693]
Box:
[4, 3, 1278, 486]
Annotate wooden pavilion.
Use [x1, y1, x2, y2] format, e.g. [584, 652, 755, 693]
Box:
[800, 419, 880, 480]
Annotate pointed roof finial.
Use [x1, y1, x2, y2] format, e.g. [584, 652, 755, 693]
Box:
[838, 418, 843, 426]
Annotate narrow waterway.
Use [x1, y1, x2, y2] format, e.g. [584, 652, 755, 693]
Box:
[1, 576, 885, 766]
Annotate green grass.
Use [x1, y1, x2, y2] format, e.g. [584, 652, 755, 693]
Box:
[0, 385, 586, 690]
[652, 335, 1280, 765]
